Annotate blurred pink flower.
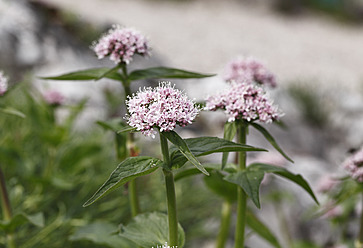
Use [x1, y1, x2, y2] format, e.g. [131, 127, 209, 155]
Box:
[43, 90, 64, 106]
[92, 25, 150, 64]
[316, 175, 339, 193]
[0, 71, 8, 96]
[205, 82, 282, 123]
[125, 82, 199, 138]
[342, 147, 363, 182]
[224, 57, 277, 87]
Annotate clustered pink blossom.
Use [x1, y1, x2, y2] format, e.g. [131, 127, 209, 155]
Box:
[343, 147, 363, 182]
[205, 82, 282, 123]
[92, 26, 149, 64]
[0, 71, 8, 96]
[224, 57, 277, 87]
[125, 82, 199, 138]
[43, 90, 64, 106]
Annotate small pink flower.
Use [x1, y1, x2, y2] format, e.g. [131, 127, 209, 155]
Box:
[205, 82, 282, 123]
[342, 147, 363, 182]
[316, 175, 339, 193]
[0, 71, 8, 96]
[224, 57, 277, 87]
[92, 25, 150, 64]
[125, 82, 199, 138]
[43, 90, 65, 106]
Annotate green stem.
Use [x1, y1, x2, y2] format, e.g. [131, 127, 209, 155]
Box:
[0, 167, 16, 248]
[160, 133, 178, 246]
[216, 201, 232, 248]
[359, 193, 363, 244]
[120, 62, 140, 217]
[234, 122, 247, 248]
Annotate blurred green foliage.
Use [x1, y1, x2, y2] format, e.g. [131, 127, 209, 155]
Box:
[0, 81, 220, 247]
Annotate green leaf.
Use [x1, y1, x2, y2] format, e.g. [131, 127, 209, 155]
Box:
[224, 170, 265, 208]
[248, 163, 319, 205]
[169, 136, 266, 168]
[117, 126, 137, 134]
[96, 65, 121, 81]
[222, 122, 237, 169]
[128, 67, 215, 81]
[0, 107, 26, 118]
[204, 170, 237, 203]
[174, 163, 237, 181]
[251, 122, 293, 163]
[0, 212, 44, 232]
[83, 157, 162, 207]
[40, 68, 124, 82]
[96, 118, 127, 133]
[69, 221, 135, 248]
[119, 212, 185, 248]
[162, 131, 209, 176]
[246, 210, 282, 248]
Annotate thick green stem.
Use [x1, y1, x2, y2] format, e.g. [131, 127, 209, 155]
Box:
[216, 201, 232, 248]
[160, 133, 178, 246]
[0, 167, 16, 248]
[234, 123, 247, 248]
[359, 193, 363, 245]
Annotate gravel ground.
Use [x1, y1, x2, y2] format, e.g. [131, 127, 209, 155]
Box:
[42, 0, 363, 90]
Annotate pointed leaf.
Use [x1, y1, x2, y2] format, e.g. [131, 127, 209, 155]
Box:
[251, 122, 293, 163]
[246, 209, 282, 248]
[83, 157, 162, 207]
[162, 131, 209, 176]
[174, 163, 237, 181]
[96, 65, 122, 81]
[224, 170, 265, 208]
[117, 126, 137, 134]
[249, 163, 319, 205]
[169, 136, 266, 168]
[0, 212, 44, 232]
[222, 122, 237, 169]
[119, 212, 185, 248]
[96, 118, 127, 133]
[128, 67, 215, 81]
[0, 107, 26, 118]
[70, 221, 135, 248]
[204, 170, 237, 203]
[40, 68, 124, 82]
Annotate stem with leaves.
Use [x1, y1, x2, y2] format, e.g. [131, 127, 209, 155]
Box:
[216, 201, 232, 248]
[120, 63, 141, 217]
[234, 122, 248, 248]
[160, 132, 178, 246]
[0, 166, 16, 248]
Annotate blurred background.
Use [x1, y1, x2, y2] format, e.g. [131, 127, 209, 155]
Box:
[1, 0, 363, 247]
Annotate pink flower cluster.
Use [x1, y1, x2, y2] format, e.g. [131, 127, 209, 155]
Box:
[343, 147, 363, 182]
[92, 26, 149, 64]
[43, 90, 64, 106]
[205, 82, 282, 123]
[0, 71, 8, 96]
[224, 57, 277, 87]
[125, 82, 199, 138]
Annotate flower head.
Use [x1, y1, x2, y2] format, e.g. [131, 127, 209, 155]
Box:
[205, 82, 282, 123]
[343, 147, 363, 182]
[125, 82, 199, 138]
[224, 57, 277, 87]
[0, 71, 8, 96]
[92, 25, 150, 64]
[43, 90, 65, 106]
